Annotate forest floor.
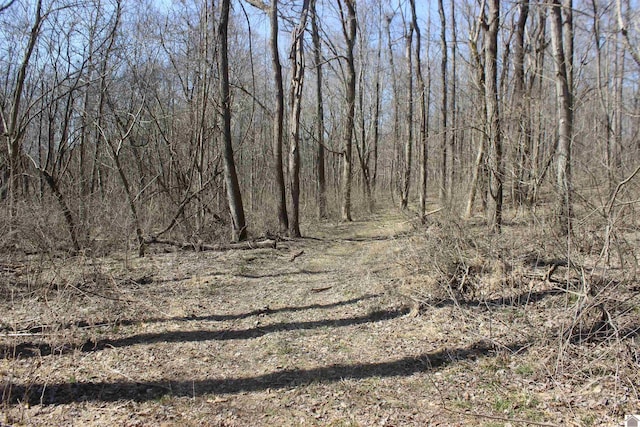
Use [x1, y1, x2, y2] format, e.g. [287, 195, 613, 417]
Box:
[1, 207, 638, 426]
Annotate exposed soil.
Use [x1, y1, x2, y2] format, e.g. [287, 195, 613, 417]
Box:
[1, 209, 638, 426]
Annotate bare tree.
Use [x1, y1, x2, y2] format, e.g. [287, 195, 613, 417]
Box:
[385, 13, 400, 202]
[288, 0, 311, 237]
[270, 0, 289, 234]
[512, 0, 530, 205]
[409, 0, 429, 219]
[219, 0, 248, 241]
[485, 0, 503, 232]
[400, 13, 414, 210]
[338, 0, 356, 221]
[548, 0, 573, 235]
[464, 3, 487, 220]
[371, 1, 383, 203]
[448, 0, 457, 202]
[438, 0, 448, 205]
[310, 0, 327, 219]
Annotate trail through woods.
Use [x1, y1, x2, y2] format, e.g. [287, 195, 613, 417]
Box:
[1, 210, 633, 426]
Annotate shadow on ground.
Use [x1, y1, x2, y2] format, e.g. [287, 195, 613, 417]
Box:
[2, 294, 379, 346]
[427, 287, 567, 309]
[0, 299, 398, 359]
[4, 341, 528, 405]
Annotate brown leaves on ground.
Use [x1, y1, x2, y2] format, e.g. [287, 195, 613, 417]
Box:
[1, 209, 638, 426]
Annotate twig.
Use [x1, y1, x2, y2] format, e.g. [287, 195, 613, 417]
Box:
[443, 407, 559, 426]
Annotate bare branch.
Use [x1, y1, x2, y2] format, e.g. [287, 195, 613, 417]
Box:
[243, 0, 269, 12]
[0, 0, 16, 14]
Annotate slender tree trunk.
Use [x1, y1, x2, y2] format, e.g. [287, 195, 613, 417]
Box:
[386, 14, 400, 201]
[219, 0, 247, 241]
[513, 0, 530, 205]
[311, 0, 327, 219]
[371, 2, 383, 203]
[448, 0, 457, 202]
[401, 22, 414, 210]
[464, 9, 487, 219]
[611, 30, 623, 188]
[438, 0, 448, 205]
[269, 0, 288, 233]
[527, 9, 547, 204]
[548, 0, 573, 235]
[40, 170, 80, 253]
[339, 0, 356, 222]
[410, 0, 428, 219]
[288, 0, 310, 238]
[355, 33, 372, 211]
[486, 0, 503, 232]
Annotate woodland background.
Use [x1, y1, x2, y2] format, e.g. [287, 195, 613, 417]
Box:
[1, 0, 638, 252]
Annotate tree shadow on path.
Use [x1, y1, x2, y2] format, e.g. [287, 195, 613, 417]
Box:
[1, 300, 400, 359]
[5, 340, 529, 405]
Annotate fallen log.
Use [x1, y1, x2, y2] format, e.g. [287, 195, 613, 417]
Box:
[144, 236, 276, 252]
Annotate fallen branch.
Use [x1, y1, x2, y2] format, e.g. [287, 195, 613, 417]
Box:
[145, 237, 276, 252]
[290, 250, 305, 261]
[310, 286, 332, 293]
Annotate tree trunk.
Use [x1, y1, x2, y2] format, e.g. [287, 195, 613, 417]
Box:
[448, 0, 457, 202]
[270, 0, 288, 233]
[371, 2, 383, 204]
[410, 0, 429, 219]
[464, 11, 487, 219]
[513, 0, 530, 205]
[486, 0, 503, 232]
[438, 0, 448, 205]
[339, 0, 356, 222]
[288, 0, 310, 238]
[310, 0, 327, 219]
[219, 0, 247, 241]
[385, 14, 401, 201]
[401, 22, 414, 210]
[548, 0, 573, 235]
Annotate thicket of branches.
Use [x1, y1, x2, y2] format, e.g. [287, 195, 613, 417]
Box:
[1, 0, 639, 256]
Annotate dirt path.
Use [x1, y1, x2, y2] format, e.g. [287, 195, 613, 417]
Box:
[0, 210, 624, 426]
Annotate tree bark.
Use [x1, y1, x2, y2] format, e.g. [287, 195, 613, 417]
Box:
[464, 9, 487, 220]
[288, 0, 310, 237]
[270, 0, 289, 233]
[486, 0, 503, 232]
[410, 0, 429, 219]
[310, 0, 327, 219]
[339, 0, 356, 222]
[401, 21, 414, 210]
[438, 0, 448, 205]
[548, 0, 573, 235]
[386, 15, 400, 201]
[513, 0, 530, 205]
[219, 0, 247, 241]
